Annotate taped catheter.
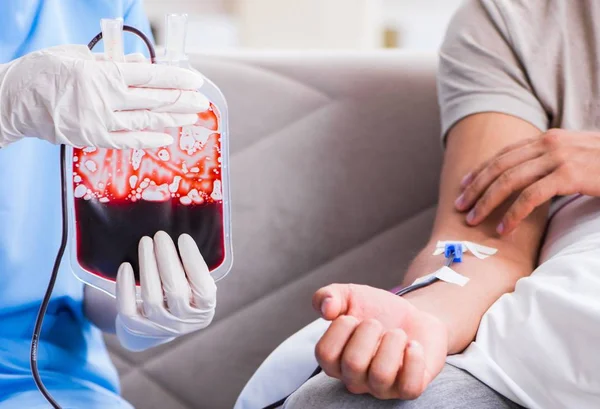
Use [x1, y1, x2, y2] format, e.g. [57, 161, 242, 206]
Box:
[433, 240, 498, 259]
[397, 240, 498, 295]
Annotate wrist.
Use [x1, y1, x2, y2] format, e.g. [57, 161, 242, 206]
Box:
[399, 242, 533, 354]
[404, 297, 452, 354]
[0, 61, 21, 148]
[115, 315, 175, 352]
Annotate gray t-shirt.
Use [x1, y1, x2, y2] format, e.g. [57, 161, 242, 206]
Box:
[438, 0, 600, 138]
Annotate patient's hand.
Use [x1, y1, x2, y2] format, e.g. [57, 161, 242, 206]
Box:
[312, 284, 448, 400]
[455, 129, 600, 234]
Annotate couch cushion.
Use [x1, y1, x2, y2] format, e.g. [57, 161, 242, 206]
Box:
[105, 51, 442, 409]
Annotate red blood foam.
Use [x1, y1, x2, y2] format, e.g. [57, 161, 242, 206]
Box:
[72, 104, 222, 204]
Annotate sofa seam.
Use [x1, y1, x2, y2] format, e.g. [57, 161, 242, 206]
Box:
[197, 56, 336, 101]
[230, 100, 341, 159]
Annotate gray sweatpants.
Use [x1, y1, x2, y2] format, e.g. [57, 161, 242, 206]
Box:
[283, 364, 524, 409]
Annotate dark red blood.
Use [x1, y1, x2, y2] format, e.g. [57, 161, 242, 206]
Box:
[74, 198, 225, 283]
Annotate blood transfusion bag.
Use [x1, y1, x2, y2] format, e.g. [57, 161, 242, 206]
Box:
[66, 15, 232, 296]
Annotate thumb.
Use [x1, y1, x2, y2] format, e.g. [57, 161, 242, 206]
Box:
[312, 284, 352, 321]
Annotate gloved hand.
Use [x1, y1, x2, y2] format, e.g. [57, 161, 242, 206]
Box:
[93, 51, 147, 63]
[0, 44, 208, 149]
[115, 231, 217, 351]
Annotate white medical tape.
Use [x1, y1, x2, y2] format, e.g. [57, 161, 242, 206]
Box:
[432, 240, 498, 260]
[412, 266, 470, 287]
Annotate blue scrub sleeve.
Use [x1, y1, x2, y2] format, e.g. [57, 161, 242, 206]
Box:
[123, 0, 155, 56]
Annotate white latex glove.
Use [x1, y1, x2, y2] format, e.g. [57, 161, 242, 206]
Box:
[0, 44, 209, 149]
[115, 231, 217, 352]
[93, 52, 148, 63]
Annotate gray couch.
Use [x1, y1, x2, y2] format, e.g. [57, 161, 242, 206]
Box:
[104, 51, 443, 409]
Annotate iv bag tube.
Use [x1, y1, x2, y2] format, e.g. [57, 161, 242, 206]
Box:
[87, 24, 156, 63]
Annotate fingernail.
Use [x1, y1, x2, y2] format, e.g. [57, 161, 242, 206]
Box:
[455, 194, 465, 209]
[408, 340, 420, 349]
[497, 222, 505, 235]
[460, 173, 473, 188]
[321, 298, 332, 316]
[466, 209, 476, 224]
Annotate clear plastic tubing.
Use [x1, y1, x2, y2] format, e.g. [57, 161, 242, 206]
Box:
[165, 13, 188, 63]
[101, 18, 125, 62]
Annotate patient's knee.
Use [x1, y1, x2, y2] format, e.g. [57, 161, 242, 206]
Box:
[283, 373, 346, 409]
[283, 372, 409, 409]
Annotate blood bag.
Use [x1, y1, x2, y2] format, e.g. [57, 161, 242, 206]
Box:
[66, 15, 232, 296]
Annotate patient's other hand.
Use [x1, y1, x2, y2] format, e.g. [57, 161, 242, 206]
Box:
[312, 284, 448, 400]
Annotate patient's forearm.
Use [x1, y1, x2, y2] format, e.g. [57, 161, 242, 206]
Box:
[401, 113, 549, 355]
[402, 237, 539, 355]
[402, 195, 547, 355]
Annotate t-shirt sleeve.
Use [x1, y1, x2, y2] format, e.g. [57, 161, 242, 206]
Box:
[437, 0, 549, 141]
[123, 0, 154, 57]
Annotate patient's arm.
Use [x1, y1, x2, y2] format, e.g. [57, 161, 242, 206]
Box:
[313, 112, 550, 399]
[402, 112, 549, 354]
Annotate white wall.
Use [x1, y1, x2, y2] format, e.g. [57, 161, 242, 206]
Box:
[143, 0, 238, 51]
[235, 0, 384, 49]
[142, 0, 462, 52]
[382, 0, 462, 51]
